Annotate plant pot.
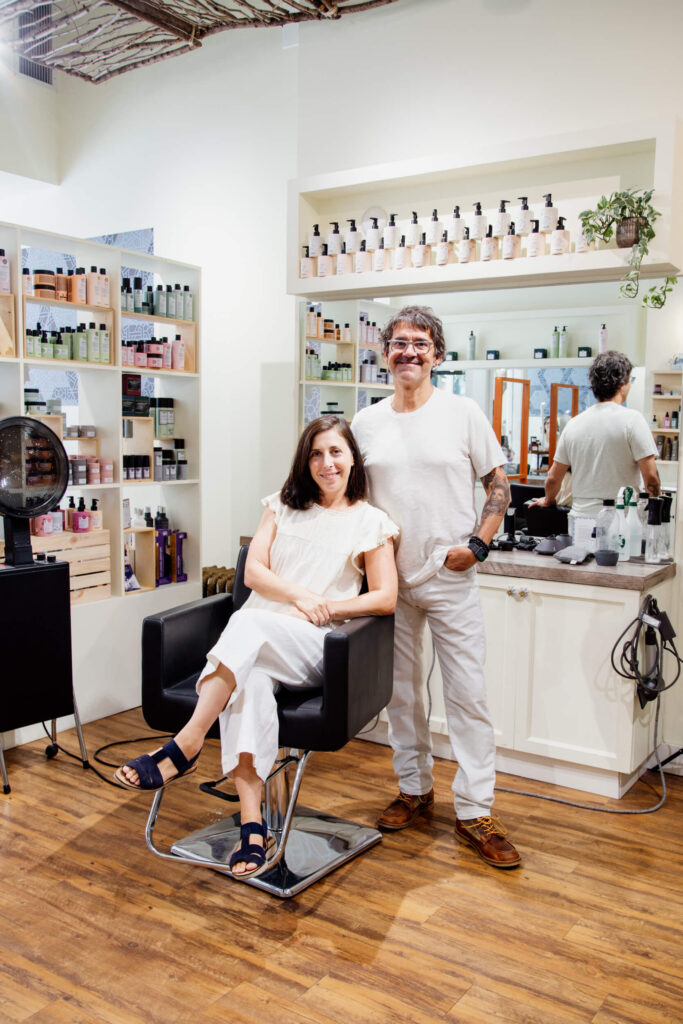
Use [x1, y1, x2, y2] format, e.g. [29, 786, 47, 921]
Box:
[616, 217, 646, 248]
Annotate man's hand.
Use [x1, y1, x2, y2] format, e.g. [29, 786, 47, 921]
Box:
[444, 546, 477, 572]
[528, 495, 556, 508]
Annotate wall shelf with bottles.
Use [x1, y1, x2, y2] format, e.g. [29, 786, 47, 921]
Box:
[23, 295, 115, 316]
[288, 121, 683, 303]
[0, 219, 202, 732]
[650, 370, 681, 472]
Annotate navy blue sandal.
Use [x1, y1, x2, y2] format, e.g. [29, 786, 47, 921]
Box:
[114, 738, 199, 791]
[229, 819, 274, 878]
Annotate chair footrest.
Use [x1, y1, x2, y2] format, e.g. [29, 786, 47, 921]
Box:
[170, 807, 381, 898]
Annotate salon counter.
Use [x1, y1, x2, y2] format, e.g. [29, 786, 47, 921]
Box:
[478, 549, 676, 590]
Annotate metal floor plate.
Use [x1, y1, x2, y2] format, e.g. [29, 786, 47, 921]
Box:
[171, 806, 382, 898]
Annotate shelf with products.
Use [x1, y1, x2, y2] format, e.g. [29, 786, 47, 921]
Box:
[650, 371, 681, 468]
[120, 309, 195, 328]
[298, 293, 624, 429]
[23, 295, 115, 316]
[121, 311, 196, 374]
[289, 121, 683, 302]
[0, 220, 202, 736]
[23, 294, 115, 365]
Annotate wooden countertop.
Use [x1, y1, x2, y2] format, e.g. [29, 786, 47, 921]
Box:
[478, 548, 676, 590]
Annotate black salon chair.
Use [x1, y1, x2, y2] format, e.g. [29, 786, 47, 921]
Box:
[139, 545, 394, 898]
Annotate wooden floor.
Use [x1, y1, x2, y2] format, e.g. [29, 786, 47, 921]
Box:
[1, 708, 682, 1024]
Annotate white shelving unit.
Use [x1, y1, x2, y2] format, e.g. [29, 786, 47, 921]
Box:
[0, 220, 202, 739]
[288, 120, 683, 302]
[650, 369, 681, 491]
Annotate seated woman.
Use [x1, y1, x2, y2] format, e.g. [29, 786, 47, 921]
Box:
[115, 415, 398, 877]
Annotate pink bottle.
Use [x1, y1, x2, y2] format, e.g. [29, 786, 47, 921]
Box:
[72, 497, 91, 533]
[32, 513, 54, 537]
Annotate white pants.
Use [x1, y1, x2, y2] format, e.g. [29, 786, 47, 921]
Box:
[388, 565, 496, 819]
[196, 608, 328, 783]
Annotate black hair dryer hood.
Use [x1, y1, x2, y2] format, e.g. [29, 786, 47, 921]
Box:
[0, 416, 68, 566]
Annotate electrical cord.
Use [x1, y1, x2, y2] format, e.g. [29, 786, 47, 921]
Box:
[40, 724, 172, 789]
[495, 698, 667, 814]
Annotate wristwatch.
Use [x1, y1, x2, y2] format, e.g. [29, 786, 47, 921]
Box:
[468, 536, 489, 562]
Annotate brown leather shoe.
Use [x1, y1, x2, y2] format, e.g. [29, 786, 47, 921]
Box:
[454, 815, 521, 869]
[377, 789, 434, 831]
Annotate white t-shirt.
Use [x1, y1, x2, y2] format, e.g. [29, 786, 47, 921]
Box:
[244, 492, 399, 615]
[352, 389, 505, 588]
[554, 401, 657, 518]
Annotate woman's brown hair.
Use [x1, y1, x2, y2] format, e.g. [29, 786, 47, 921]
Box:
[280, 415, 367, 510]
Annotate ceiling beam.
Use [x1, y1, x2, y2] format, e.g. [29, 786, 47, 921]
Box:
[106, 1, 202, 45]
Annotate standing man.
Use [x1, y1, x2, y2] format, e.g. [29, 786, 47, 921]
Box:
[352, 305, 520, 869]
[532, 350, 660, 517]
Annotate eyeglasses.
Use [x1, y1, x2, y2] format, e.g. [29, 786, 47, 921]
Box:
[389, 339, 433, 354]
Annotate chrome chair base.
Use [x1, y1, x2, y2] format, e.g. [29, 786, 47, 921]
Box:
[143, 749, 382, 898]
[170, 809, 381, 898]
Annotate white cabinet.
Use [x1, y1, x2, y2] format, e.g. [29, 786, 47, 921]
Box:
[479, 576, 656, 775]
[0, 220, 203, 741]
[417, 573, 676, 797]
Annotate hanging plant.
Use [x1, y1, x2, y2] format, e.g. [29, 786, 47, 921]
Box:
[579, 187, 678, 308]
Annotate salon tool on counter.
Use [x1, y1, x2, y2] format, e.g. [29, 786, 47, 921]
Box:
[554, 545, 593, 564]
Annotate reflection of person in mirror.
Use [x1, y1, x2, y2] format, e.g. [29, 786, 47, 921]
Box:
[352, 305, 521, 870]
[532, 351, 659, 518]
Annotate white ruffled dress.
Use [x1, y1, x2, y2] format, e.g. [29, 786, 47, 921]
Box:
[197, 492, 398, 781]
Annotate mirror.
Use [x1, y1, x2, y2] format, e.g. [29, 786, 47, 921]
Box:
[492, 376, 530, 482]
[548, 382, 580, 463]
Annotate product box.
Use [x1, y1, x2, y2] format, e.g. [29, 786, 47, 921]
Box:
[122, 372, 142, 396]
[171, 531, 187, 583]
[578, 346, 592, 358]
[121, 396, 151, 417]
[156, 527, 173, 585]
[486, 350, 500, 361]
[534, 348, 548, 359]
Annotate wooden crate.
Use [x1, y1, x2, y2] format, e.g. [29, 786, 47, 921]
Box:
[1, 530, 112, 605]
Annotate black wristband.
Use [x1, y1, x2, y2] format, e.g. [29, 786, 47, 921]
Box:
[468, 536, 489, 562]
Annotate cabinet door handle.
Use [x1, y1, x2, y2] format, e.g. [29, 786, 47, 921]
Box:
[519, 587, 529, 598]
[506, 586, 517, 596]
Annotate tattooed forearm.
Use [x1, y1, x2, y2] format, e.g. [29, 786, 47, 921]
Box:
[479, 467, 511, 535]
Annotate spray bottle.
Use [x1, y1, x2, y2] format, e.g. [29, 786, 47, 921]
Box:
[615, 489, 630, 561]
[625, 487, 643, 559]
[644, 497, 663, 563]
[660, 493, 673, 561]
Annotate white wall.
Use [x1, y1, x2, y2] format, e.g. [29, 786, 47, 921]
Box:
[296, 0, 683, 177]
[0, 48, 60, 183]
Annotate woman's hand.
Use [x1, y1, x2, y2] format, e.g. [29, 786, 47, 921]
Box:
[293, 591, 333, 627]
[444, 546, 477, 572]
